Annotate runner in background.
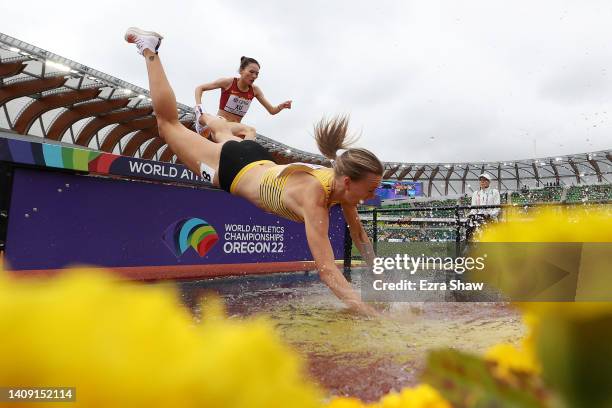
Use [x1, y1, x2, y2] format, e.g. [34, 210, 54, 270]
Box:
[193, 57, 292, 141]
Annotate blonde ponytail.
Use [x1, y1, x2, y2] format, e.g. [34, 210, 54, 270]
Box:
[314, 115, 356, 159]
[314, 115, 383, 180]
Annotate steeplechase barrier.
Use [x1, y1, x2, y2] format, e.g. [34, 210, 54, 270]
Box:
[0, 131, 347, 279]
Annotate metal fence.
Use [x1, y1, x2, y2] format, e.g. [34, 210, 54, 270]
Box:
[348, 200, 612, 268]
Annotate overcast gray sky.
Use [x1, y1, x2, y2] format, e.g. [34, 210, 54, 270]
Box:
[2, 0, 611, 163]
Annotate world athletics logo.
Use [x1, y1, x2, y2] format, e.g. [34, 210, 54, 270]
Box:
[163, 218, 219, 258]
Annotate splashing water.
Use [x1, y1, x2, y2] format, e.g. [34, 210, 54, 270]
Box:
[175, 270, 524, 402]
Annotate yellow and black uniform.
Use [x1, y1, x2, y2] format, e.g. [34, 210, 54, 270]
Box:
[218, 140, 274, 192]
[218, 141, 339, 222]
[258, 163, 338, 223]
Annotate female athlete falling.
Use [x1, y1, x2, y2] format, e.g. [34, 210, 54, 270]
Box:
[125, 27, 382, 316]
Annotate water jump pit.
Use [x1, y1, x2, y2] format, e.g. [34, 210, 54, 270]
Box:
[177, 269, 524, 402]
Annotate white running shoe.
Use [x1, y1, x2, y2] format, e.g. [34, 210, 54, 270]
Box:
[194, 104, 208, 134]
[124, 27, 163, 56]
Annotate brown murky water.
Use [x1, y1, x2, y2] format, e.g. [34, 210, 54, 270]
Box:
[177, 270, 524, 402]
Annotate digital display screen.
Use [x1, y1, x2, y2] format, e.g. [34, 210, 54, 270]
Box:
[376, 181, 423, 199]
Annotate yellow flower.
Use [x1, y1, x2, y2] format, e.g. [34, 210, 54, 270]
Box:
[520, 302, 612, 319]
[369, 392, 401, 408]
[485, 343, 540, 378]
[520, 312, 539, 354]
[328, 385, 450, 408]
[485, 312, 541, 379]
[475, 207, 612, 302]
[0, 269, 322, 408]
[394, 385, 451, 408]
[480, 208, 612, 406]
[326, 396, 368, 408]
[480, 207, 612, 243]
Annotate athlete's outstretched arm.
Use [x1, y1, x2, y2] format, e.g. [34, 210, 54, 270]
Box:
[253, 86, 292, 115]
[302, 200, 378, 317]
[194, 77, 233, 105]
[342, 204, 376, 268]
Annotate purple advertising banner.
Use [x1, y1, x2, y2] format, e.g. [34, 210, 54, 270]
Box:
[0, 133, 210, 188]
[5, 168, 346, 271]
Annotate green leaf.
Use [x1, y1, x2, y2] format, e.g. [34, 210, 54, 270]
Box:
[422, 349, 547, 408]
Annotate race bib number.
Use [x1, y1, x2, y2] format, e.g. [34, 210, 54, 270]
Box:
[200, 162, 216, 184]
[224, 95, 252, 116]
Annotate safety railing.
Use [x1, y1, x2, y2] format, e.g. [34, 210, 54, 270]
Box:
[348, 200, 612, 268]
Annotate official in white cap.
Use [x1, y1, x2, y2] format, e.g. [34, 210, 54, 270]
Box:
[466, 172, 501, 241]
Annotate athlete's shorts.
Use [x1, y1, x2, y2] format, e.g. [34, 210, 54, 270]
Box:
[218, 140, 274, 193]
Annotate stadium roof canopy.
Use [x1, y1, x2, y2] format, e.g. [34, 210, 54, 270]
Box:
[0, 32, 317, 165]
[382, 152, 611, 197]
[1, 32, 610, 196]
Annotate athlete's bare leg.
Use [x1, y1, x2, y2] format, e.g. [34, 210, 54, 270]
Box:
[228, 122, 256, 140]
[198, 114, 257, 142]
[142, 49, 222, 185]
[199, 113, 245, 143]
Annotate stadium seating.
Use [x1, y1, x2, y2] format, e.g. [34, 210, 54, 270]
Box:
[379, 184, 610, 209]
[566, 184, 612, 203]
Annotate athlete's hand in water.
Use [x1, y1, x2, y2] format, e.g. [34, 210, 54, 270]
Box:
[369, 302, 392, 313]
[351, 302, 419, 324]
[346, 300, 382, 318]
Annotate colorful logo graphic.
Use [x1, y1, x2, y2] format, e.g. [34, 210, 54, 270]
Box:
[163, 218, 219, 258]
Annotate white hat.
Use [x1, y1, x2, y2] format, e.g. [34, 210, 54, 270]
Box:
[478, 173, 492, 181]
